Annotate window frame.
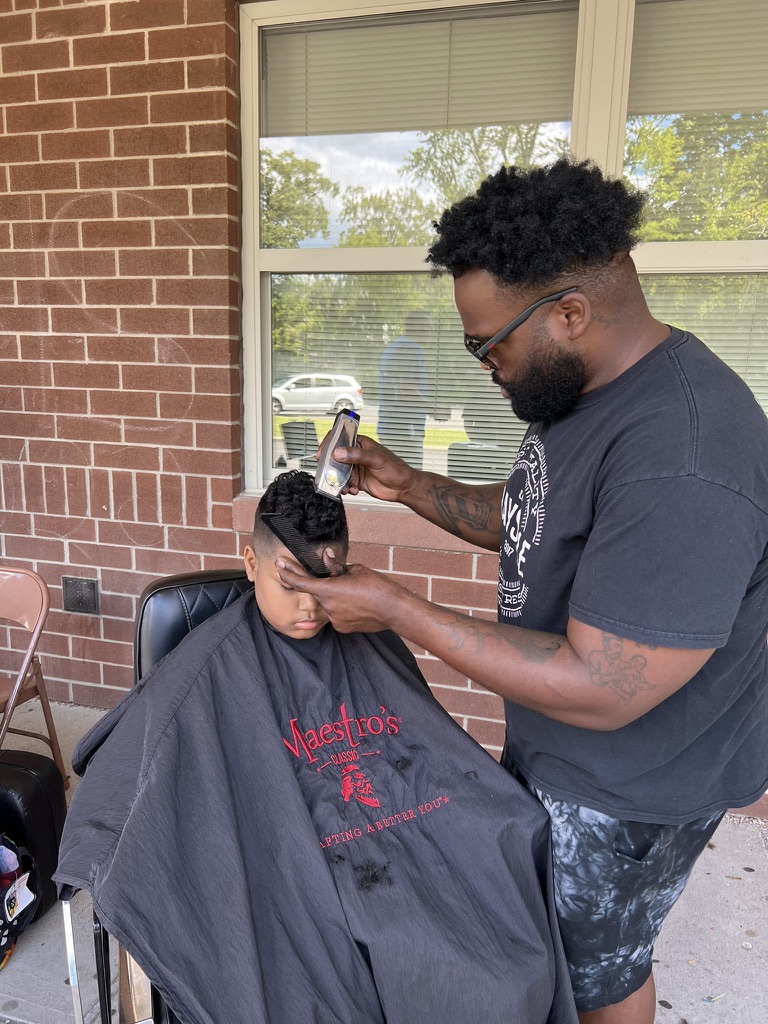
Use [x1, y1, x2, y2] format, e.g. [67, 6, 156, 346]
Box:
[240, 0, 768, 493]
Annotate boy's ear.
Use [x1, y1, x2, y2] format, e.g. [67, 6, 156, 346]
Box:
[243, 545, 259, 581]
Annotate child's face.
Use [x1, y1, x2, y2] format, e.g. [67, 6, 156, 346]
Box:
[243, 541, 346, 640]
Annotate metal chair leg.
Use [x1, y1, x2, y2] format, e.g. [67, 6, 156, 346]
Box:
[62, 900, 86, 1024]
[93, 911, 112, 1023]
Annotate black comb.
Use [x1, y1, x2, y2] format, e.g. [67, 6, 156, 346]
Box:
[260, 513, 334, 577]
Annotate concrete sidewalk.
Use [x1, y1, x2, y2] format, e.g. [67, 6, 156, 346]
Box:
[1, 701, 766, 1024]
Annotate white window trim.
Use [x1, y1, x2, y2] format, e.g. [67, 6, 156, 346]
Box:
[240, 0, 768, 493]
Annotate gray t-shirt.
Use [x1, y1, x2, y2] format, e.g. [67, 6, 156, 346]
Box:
[499, 329, 768, 823]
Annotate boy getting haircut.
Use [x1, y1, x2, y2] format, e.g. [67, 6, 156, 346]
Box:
[56, 473, 577, 1024]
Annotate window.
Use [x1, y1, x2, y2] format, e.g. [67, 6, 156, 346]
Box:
[241, 0, 768, 492]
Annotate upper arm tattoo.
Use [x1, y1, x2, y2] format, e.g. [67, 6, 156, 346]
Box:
[587, 633, 656, 704]
[427, 484, 494, 538]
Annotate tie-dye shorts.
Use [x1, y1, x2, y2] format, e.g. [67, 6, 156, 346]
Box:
[530, 785, 724, 1012]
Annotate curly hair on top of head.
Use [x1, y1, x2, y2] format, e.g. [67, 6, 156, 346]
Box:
[255, 470, 347, 545]
[426, 158, 645, 289]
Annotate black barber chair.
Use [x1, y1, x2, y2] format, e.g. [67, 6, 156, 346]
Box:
[63, 570, 251, 1024]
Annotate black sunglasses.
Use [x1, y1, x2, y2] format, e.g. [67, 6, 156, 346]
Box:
[464, 287, 578, 367]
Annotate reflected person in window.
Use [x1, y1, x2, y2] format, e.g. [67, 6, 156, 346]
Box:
[276, 158, 768, 1024]
[377, 310, 433, 470]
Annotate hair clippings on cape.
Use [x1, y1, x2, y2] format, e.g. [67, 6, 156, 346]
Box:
[260, 513, 338, 578]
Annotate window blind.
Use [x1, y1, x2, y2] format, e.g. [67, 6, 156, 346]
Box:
[628, 0, 768, 115]
[262, 2, 578, 137]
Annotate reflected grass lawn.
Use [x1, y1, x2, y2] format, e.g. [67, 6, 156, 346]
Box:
[274, 416, 468, 449]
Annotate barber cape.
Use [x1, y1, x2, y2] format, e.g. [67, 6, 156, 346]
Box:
[55, 593, 576, 1024]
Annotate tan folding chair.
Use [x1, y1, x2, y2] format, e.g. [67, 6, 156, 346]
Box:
[0, 566, 68, 788]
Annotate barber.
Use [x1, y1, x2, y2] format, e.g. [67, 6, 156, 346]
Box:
[277, 158, 768, 1024]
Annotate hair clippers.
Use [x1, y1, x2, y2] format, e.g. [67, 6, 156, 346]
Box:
[314, 408, 360, 500]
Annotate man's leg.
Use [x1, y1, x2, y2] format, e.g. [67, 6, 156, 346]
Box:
[529, 788, 724, 1022]
[578, 973, 656, 1024]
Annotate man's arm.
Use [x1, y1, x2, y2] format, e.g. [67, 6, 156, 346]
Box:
[337, 434, 505, 550]
[275, 560, 714, 731]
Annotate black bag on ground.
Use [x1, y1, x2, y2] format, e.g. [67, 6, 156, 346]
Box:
[0, 750, 67, 922]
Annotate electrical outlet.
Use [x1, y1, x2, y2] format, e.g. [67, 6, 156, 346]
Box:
[62, 576, 100, 615]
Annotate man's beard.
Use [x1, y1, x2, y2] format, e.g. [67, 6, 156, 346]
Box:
[491, 327, 588, 423]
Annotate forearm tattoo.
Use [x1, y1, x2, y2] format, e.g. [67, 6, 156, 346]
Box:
[588, 633, 656, 704]
[428, 484, 493, 538]
[437, 613, 562, 665]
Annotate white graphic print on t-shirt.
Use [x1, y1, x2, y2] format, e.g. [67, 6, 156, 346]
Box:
[499, 435, 548, 618]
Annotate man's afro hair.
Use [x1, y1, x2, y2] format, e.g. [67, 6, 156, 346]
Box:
[255, 470, 347, 545]
[426, 158, 645, 288]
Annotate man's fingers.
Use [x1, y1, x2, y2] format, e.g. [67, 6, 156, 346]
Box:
[322, 547, 347, 576]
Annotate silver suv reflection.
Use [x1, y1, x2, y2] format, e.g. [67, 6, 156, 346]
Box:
[272, 373, 364, 415]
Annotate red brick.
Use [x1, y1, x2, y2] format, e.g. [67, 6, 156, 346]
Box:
[392, 548, 474, 578]
[1, 308, 50, 334]
[193, 368, 238, 397]
[193, 307, 238, 337]
[165, 526, 237, 557]
[3, 40, 70, 74]
[0, 335, 20, 358]
[432, 578, 497, 611]
[162, 447, 238, 477]
[90, 390, 157, 418]
[135, 472, 160, 523]
[93, 444, 159, 472]
[110, 59, 185, 96]
[76, 96, 148, 129]
[88, 468, 112, 518]
[2, 463, 25, 509]
[388, 572, 430, 599]
[149, 24, 227, 60]
[159, 392, 229, 422]
[44, 610, 100, 641]
[134, 548, 202, 575]
[57, 415, 121, 443]
[36, 5, 106, 38]
[346, 542, 390, 571]
[160, 474, 183, 524]
[0, 224, 10, 248]
[114, 125, 186, 158]
[152, 154, 227, 187]
[156, 277, 232, 307]
[5, 534, 65, 562]
[28, 439, 92, 466]
[192, 185, 238, 217]
[51, 307, 119, 335]
[79, 158, 150, 189]
[65, 467, 89, 517]
[186, 0, 235, 27]
[33, 514, 96, 542]
[53, 362, 119, 389]
[211, 504, 233, 530]
[68, 541, 132, 571]
[20, 335, 84, 361]
[10, 161, 77, 192]
[187, 55, 236, 90]
[22, 463, 45, 513]
[201, 554, 243, 573]
[150, 90, 229, 125]
[119, 248, 190, 277]
[0, 193, 43, 221]
[184, 475, 209, 527]
[0, 361, 51, 388]
[465, 717, 505, 753]
[188, 121, 237, 155]
[120, 364, 192, 392]
[38, 67, 108, 101]
[96, 669, 133, 695]
[82, 219, 151, 248]
[48, 249, 116, 278]
[24, 387, 87, 414]
[100, 592, 134, 619]
[116, 187, 189, 218]
[17, 279, 83, 305]
[110, 470, 134, 523]
[123, 418, 193, 446]
[0, 11, 32, 41]
[109, 0, 184, 32]
[73, 31, 145, 67]
[0, 74, 36, 104]
[98, 520, 164, 548]
[87, 335, 155, 362]
[0, 410, 54, 438]
[432, 684, 504, 719]
[120, 307, 190, 336]
[85, 278, 152, 306]
[42, 130, 111, 161]
[475, 552, 500, 581]
[70, 635, 133, 667]
[192, 247, 237, 276]
[157, 336, 236, 365]
[39, 656, 101, 686]
[154, 217, 230, 247]
[193, 422, 238, 450]
[0, 387, 23, 412]
[102, 616, 136, 644]
[12, 221, 78, 249]
[0, 134, 39, 164]
[45, 190, 114, 220]
[5, 101, 73, 135]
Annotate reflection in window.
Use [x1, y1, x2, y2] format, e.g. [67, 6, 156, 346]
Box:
[259, 2, 578, 248]
[625, 0, 768, 241]
[269, 274, 527, 478]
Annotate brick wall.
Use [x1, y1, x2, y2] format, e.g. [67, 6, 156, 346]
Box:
[0, 0, 505, 754]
